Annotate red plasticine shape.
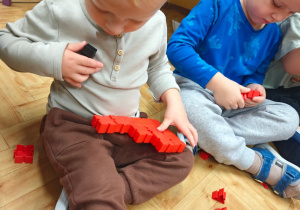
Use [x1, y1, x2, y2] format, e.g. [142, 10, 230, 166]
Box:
[212, 188, 226, 204]
[199, 150, 211, 160]
[14, 145, 34, 163]
[259, 182, 268, 189]
[91, 115, 185, 153]
[241, 89, 260, 100]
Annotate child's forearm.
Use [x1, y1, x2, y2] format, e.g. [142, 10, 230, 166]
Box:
[205, 72, 225, 92]
[160, 88, 182, 106]
[0, 34, 67, 80]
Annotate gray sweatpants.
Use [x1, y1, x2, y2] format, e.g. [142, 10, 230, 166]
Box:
[176, 75, 299, 170]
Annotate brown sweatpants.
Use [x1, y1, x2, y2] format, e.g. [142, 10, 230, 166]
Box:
[40, 108, 194, 210]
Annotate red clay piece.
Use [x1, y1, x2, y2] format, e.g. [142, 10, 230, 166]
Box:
[14, 145, 34, 163]
[259, 182, 269, 189]
[242, 89, 260, 100]
[91, 115, 185, 153]
[212, 188, 226, 204]
[199, 150, 211, 160]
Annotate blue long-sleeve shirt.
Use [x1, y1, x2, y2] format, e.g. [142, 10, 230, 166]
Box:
[167, 0, 281, 88]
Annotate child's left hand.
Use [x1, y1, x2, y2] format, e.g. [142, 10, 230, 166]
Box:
[244, 83, 266, 107]
[158, 89, 198, 147]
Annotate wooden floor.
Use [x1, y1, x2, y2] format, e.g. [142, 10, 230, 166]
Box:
[0, 2, 300, 210]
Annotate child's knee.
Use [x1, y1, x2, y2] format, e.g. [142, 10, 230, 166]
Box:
[173, 148, 194, 176]
[281, 104, 299, 135]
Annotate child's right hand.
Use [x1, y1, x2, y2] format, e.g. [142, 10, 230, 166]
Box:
[206, 73, 250, 109]
[62, 41, 103, 88]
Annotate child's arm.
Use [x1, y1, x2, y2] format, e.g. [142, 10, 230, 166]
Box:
[157, 88, 198, 147]
[0, 1, 102, 87]
[166, 0, 220, 89]
[145, 11, 198, 146]
[282, 48, 300, 75]
[0, 1, 65, 79]
[277, 13, 300, 76]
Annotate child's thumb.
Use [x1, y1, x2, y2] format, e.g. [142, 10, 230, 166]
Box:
[67, 41, 87, 52]
[240, 85, 251, 93]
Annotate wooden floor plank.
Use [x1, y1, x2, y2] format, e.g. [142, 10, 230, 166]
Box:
[2, 179, 60, 210]
[0, 90, 23, 130]
[26, 78, 53, 101]
[0, 61, 35, 107]
[15, 98, 47, 121]
[213, 164, 294, 210]
[0, 158, 57, 207]
[0, 133, 8, 152]
[172, 173, 225, 210]
[1, 117, 42, 148]
[153, 153, 219, 209]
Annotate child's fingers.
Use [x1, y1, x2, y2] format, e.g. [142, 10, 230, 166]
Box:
[77, 63, 102, 76]
[64, 77, 82, 88]
[158, 119, 198, 147]
[65, 71, 91, 87]
[157, 118, 172, 131]
[237, 98, 245, 108]
[251, 96, 264, 104]
[80, 56, 103, 69]
[240, 85, 251, 93]
[66, 41, 87, 52]
[180, 123, 197, 147]
[189, 123, 198, 145]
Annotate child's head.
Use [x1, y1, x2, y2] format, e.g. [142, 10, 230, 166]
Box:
[242, 0, 300, 29]
[85, 0, 167, 36]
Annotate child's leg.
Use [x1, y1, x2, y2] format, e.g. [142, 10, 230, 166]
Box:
[220, 100, 300, 199]
[41, 108, 128, 210]
[177, 81, 255, 170]
[251, 143, 300, 199]
[224, 100, 298, 146]
[105, 133, 194, 205]
[40, 107, 194, 208]
[176, 75, 300, 199]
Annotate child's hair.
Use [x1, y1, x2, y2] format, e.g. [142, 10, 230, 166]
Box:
[128, 0, 166, 8]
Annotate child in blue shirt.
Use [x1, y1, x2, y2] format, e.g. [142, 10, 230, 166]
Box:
[167, 0, 300, 199]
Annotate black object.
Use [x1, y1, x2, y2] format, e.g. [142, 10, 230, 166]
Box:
[266, 86, 300, 125]
[77, 43, 97, 58]
[273, 131, 300, 167]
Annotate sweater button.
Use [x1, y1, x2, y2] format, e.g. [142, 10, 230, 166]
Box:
[114, 65, 120, 71]
[117, 50, 123, 56]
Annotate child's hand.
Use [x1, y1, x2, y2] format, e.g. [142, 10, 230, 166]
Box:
[158, 89, 198, 147]
[244, 84, 266, 107]
[207, 73, 250, 109]
[62, 41, 103, 88]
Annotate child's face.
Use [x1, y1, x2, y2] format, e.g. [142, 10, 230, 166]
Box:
[243, 0, 300, 28]
[85, 0, 166, 36]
